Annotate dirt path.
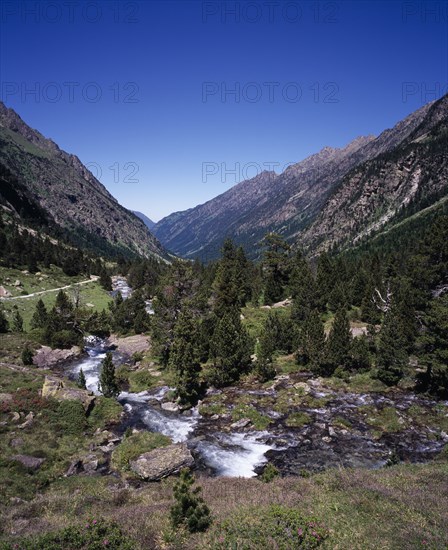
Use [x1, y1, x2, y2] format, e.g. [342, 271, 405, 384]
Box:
[0, 276, 99, 301]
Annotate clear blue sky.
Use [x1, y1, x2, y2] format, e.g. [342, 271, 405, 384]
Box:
[1, 0, 447, 221]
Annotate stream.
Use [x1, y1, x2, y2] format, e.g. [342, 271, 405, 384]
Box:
[64, 278, 448, 479]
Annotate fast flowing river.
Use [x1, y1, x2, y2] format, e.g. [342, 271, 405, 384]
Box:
[65, 278, 447, 478]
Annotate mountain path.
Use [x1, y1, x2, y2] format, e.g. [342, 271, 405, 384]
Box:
[0, 276, 99, 301]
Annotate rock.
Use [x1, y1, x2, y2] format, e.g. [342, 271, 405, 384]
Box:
[65, 454, 99, 476]
[322, 436, 332, 444]
[440, 431, 448, 441]
[130, 443, 194, 481]
[0, 286, 12, 298]
[231, 418, 251, 429]
[86, 303, 94, 308]
[41, 377, 95, 412]
[65, 459, 84, 477]
[10, 412, 20, 422]
[293, 382, 311, 395]
[328, 426, 337, 437]
[18, 412, 34, 429]
[161, 401, 180, 412]
[0, 393, 13, 403]
[10, 437, 24, 448]
[272, 298, 292, 308]
[106, 334, 150, 356]
[13, 280, 22, 287]
[260, 305, 271, 310]
[33, 346, 82, 368]
[12, 454, 45, 470]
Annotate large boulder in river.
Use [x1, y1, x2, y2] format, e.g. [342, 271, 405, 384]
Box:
[33, 345, 82, 368]
[41, 377, 95, 412]
[130, 443, 194, 481]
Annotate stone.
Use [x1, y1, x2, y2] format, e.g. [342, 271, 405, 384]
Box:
[0, 393, 13, 403]
[328, 426, 337, 437]
[41, 377, 95, 412]
[18, 412, 34, 429]
[231, 418, 251, 429]
[13, 280, 22, 287]
[86, 303, 95, 308]
[161, 401, 180, 412]
[322, 436, 332, 444]
[33, 346, 82, 368]
[0, 286, 12, 298]
[10, 437, 24, 448]
[65, 459, 83, 477]
[12, 454, 45, 470]
[11, 412, 20, 422]
[272, 298, 292, 308]
[130, 443, 194, 481]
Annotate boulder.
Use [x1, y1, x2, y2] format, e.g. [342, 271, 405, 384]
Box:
[41, 377, 95, 412]
[12, 454, 45, 470]
[10, 437, 24, 448]
[161, 401, 180, 412]
[33, 345, 82, 368]
[0, 286, 12, 298]
[293, 382, 311, 395]
[0, 393, 13, 403]
[13, 280, 22, 287]
[231, 418, 251, 429]
[130, 443, 194, 481]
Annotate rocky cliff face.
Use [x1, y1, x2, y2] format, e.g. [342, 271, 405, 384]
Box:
[153, 99, 437, 260]
[0, 102, 168, 260]
[301, 95, 448, 254]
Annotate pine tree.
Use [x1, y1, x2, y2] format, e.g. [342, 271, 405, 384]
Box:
[262, 233, 291, 305]
[169, 310, 202, 407]
[30, 299, 48, 329]
[77, 368, 87, 390]
[12, 310, 24, 333]
[98, 352, 120, 397]
[209, 310, 252, 387]
[350, 334, 371, 371]
[326, 308, 352, 371]
[99, 269, 113, 291]
[170, 469, 211, 533]
[289, 251, 317, 323]
[315, 252, 334, 312]
[0, 307, 9, 333]
[21, 345, 34, 366]
[376, 306, 407, 386]
[55, 290, 73, 314]
[297, 310, 326, 373]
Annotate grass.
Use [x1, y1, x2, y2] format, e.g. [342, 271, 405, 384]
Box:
[0, 462, 447, 549]
[284, 411, 312, 428]
[88, 397, 123, 430]
[360, 406, 405, 435]
[111, 431, 171, 472]
[241, 305, 290, 340]
[0, 266, 111, 331]
[231, 403, 271, 430]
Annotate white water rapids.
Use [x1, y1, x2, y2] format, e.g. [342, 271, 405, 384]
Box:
[69, 338, 273, 477]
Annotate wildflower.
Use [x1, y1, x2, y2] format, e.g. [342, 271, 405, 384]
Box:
[103, 540, 110, 546]
[297, 528, 303, 537]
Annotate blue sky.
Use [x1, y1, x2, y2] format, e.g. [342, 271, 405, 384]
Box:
[1, 0, 447, 221]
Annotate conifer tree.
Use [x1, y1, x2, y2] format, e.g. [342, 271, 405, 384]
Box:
[98, 352, 120, 397]
[170, 469, 211, 533]
[262, 233, 291, 305]
[376, 307, 407, 386]
[297, 310, 326, 373]
[99, 269, 113, 291]
[12, 310, 24, 333]
[77, 368, 87, 390]
[350, 334, 371, 371]
[326, 308, 352, 371]
[169, 309, 202, 406]
[315, 252, 334, 312]
[209, 309, 252, 387]
[30, 299, 48, 329]
[289, 251, 317, 323]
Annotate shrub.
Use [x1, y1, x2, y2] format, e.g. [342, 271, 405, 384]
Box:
[170, 468, 212, 533]
[0, 517, 135, 549]
[285, 412, 311, 428]
[55, 400, 86, 435]
[208, 505, 328, 549]
[88, 397, 122, 430]
[21, 346, 34, 366]
[260, 462, 279, 483]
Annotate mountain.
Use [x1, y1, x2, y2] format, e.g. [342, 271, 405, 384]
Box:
[153, 98, 436, 261]
[133, 211, 156, 230]
[301, 93, 448, 254]
[0, 102, 168, 260]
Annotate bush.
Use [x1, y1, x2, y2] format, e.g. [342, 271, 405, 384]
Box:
[170, 468, 212, 533]
[0, 517, 135, 549]
[55, 400, 86, 435]
[88, 397, 123, 430]
[260, 462, 279, 483]
[208, 505, 328, 549]
[21, 346, 34, 366]
[111, 431, 171, 471]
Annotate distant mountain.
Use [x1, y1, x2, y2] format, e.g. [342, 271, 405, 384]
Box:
[133, 211, 156, 230]
[0, 102, 168, 260]
[153, 98, 436, 261]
